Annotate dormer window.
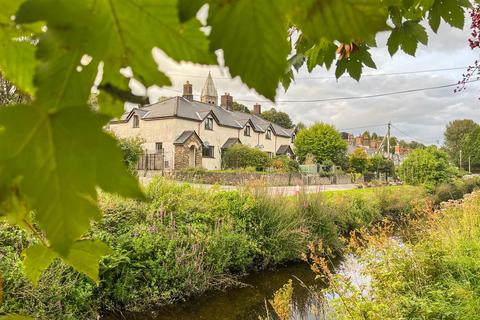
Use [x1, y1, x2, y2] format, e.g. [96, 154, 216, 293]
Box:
[244, 125, 251, 136]
[291, 133, 295, 143]
[205, 117, 214, 130]
[266, 129, 272, 140]
[133, 115, 139, 128]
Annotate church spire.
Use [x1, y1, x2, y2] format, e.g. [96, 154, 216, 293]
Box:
[200, 71, 218, 105]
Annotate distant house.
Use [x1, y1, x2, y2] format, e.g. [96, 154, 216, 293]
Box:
[108, 73, 295, 170]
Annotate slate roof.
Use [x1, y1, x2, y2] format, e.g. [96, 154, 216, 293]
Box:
[221, 137, 242, 149]
[173, 130, 202, 145]
[276, 145, 294, 156]
[112, 96, 294, 138]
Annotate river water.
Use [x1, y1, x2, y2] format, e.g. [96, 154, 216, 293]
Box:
[107, 262, 327, 320]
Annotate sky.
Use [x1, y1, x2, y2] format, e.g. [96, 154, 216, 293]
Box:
[130, 16, 480, 146]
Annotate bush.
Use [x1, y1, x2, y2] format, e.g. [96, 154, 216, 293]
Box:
[271, 156, 300, 173]
[0, 180, 428, 319]
[324, 190, 480, 320]
[398, 146, 458, 189]
[222, 144, 271, 171]
[116, 136, 144, 173]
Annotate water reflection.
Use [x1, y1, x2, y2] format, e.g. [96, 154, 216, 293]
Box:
[107, 263, 324, 320]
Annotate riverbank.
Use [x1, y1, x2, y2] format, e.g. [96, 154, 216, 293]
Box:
[318, 189, 480, 319]
[0, 179, 425, 319]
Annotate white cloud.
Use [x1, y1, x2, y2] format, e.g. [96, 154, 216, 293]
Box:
[140, 19, 480, 146]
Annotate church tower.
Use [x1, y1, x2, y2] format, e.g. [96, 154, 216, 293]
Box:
[200, 71, 218, 105]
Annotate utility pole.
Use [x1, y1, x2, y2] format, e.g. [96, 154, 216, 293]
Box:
[387, 122, 391, 159]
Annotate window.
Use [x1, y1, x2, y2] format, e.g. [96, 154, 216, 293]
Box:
[244, 125, 251, 136]
[266, 151, 273, 158]
[291, 134, 295, 143]
[155, 142, 163, 153]
[266, 129, 272, 140]
[202, 145, 215, 158]
[132, 115, 139, 128]
[204, 117, 214, 130]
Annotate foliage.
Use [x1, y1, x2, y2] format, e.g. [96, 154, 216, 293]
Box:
[398, 146, 458, 188]
[294, 123, 347, 165]
[222, 144, 271, 171]
[261, 108, 294, 129]
[268, 279, 293, 320]
[116, 136, 144, 174]
[444, 119, 479, 165]
[0, 77, 29, 106]
[271, 156, 300, 173]
[432, 176, 480, 204]
[398, 139, 425, 150]
[367, 154, 395, 178]
[0, 180, 423, 319]
[231, 101, 250, 113]
[0, 0, 472, 307]
[461, 126, 480, 171]
[348, 148, 369, 174]
[322, 190, 480, 319]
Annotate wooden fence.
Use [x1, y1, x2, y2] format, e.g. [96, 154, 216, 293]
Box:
[137, 152, 164, 171]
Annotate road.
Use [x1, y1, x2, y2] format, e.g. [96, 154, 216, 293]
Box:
[139, 176, 357, 196]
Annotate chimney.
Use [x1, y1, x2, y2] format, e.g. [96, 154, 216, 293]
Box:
[221, 93, 233, 111]
[253, 103, 261, 115]
[182, 81, 193, 101]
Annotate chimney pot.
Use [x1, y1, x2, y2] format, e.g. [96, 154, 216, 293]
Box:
[221, 93, 233, 111]
[253, 103, 261, 115]
[183, 81, 193, 101]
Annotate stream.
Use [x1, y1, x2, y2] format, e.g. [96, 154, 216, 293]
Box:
[106, 255, 366, 320]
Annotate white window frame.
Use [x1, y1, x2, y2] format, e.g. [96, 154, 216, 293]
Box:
[205, 117, 214, 130]
[244, 125, 251, 136]
[266, 129, 272, 140]
[133, 115, 139, 128]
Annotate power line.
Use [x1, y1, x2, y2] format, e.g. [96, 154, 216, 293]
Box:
[337, 123, 388, 131]
[390, 124, 431, 145]
[235, 79, 479, 104]
[167, 66, 467, 81]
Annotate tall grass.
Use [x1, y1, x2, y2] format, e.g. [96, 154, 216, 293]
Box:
[319, 190, 480, 319]
[0, 178, 425, 319]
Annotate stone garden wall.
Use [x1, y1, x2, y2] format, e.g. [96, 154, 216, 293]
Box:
[159, 171, 354, 186]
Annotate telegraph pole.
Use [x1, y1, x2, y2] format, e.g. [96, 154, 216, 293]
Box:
[387, 122, 391, 159]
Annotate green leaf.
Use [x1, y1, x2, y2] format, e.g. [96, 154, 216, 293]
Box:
[209, 0, 290, 100]
[23, 244, 57, 285]
[335, 46, 376, 81]
[178, 0, 207, 22]
[305, 39, 337, 72]
[16, 0, 215, 115]
[0, 0, 25, 23]
[290, 0, 389, 43]
[0, 0, 36, 95]
[0, 29, 36, 95]
[387, 21, 428, 56]
[64, 240, 112, 283]
[428, 0, 469, 32]
[0, 104, 143, 255]
[0, 315, 33, 320]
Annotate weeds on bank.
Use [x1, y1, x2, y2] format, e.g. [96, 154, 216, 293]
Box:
[1, 178, 424, 319]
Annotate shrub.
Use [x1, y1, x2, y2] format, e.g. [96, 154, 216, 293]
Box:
[293, 123, 347, 165]
[116, 136, 144, 173]
[222, 144, 271, 171]
[398, 146, 458, 189]
[271, 156, 300, 173]
[0, 180, 429, 319]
